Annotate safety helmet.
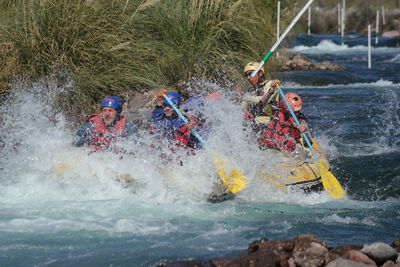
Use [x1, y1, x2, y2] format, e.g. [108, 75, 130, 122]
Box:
[205, 92, 222, 102]
[164, 91, 182, 107]
[183, 97, 204, 118]
[101, 96, 123, 113]
[244, 61, 264, 74]
[280, 93, 303, 112]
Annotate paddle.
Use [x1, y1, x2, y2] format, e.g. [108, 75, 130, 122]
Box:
[163, 94, 248, 194]
[251, 0, 315, 78]
[278, 86, 345, 199]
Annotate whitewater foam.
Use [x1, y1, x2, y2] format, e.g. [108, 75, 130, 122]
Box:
[282, 79, 400, 90]
[292, 39, 400, 55]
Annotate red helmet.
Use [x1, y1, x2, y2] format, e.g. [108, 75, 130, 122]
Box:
[280, 93, 303, 112]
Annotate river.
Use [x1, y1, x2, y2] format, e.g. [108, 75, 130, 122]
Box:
[0, 34, 399, 266]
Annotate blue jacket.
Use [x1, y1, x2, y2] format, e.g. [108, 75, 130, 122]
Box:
[151, 105, 185, 140]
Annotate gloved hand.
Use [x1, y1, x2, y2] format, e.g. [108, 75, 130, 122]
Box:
[156, 88, 167, 105]
[185, 114, 199, 131]
[270, 80, 280, 92]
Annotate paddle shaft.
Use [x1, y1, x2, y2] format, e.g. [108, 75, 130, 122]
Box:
[278, 87, 318, 159]
[251, 0, 315, 77]
[163, 94, 208, 148]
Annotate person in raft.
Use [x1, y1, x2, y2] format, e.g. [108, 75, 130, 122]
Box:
[258, 92, 312, 154]
[72, 96, 139, 152]
[176, 96, 209, 150]
[237, 62, 281, 137]
[152, 89, 207, 148]
[151, 89, 186, 140]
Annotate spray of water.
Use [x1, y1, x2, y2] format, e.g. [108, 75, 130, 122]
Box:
[0, 75, 342, 214]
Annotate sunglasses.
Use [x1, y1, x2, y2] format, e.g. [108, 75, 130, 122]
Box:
[245, 71, 254, 77]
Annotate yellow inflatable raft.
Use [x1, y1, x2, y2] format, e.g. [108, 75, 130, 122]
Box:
[259, 139, 332, 194]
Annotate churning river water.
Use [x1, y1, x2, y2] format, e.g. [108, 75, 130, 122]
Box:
[0, 34, 399, 266]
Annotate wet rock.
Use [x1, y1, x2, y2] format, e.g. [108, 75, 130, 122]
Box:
[382, 261, 400, 267]
[326, 244, 366, 264]
[285, 54, 313, 70]
[247, 238, 269, 254]
[382, 31, 400, 37]
[312, 61, 345, 71]
[361, 242, 398, 266]
[209, 235, 400, 267]
[280, 50, 345, 71]
[293, 234, 327, 249]
[158, 260, 204, 267]
[292, 234, 328, 266]
[344, 250, 377, 266]
[326, 258, 376, 267]
[392, 239, 400, 249]
[328, 244, 364, 258]
[210, 250, 282, 267]
[211, 238, 294, 267]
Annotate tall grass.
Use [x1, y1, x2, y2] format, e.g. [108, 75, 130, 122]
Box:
[0, 0, 290, 120]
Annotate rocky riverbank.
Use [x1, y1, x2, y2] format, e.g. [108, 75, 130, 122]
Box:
[278, 48, 345, 71]
[159, 234, 400, 267]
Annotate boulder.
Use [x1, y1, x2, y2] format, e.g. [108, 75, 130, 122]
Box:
[211, 238, 294, 267]
[382, 261, 400, 267]
[392, 239, 400, 249]
[312, 61, 345, 71]
[344, 250, 377, 266]
[382, 31, 400, 37]
[280, 49, 345, 71]
[292, 234, 328, 266]
[361, 242, 398, 265]
[158, 260, 204, 267]
[329, 244, 364, 257]
[326, 258, 376, 267]
[209, 236, 399, 267]
[210, 250, 282, 267]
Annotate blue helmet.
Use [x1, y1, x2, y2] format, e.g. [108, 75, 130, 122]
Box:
[164, 91, 181, 107]
[183, 97, 204, 118]
[101, 96, 123, 113]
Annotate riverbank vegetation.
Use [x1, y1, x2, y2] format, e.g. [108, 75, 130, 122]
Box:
[1, 0, 399, 120]
[0, 0, 292, 119]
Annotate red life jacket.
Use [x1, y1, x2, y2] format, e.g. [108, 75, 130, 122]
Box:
[176, 125, 191, 147]
[259, 110, 301, 152]
[175, 125, 201, 153]
[86, 114, 126, 151]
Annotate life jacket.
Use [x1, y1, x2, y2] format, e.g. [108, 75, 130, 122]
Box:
[175, 124, 202, 150]
[259, 109, 301, 152]
[242, 81, 280, 125]
[86, 114, 126, 151]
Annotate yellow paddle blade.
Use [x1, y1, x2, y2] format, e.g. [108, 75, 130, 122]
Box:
[211, 152, 248, 194]
[319, 163, 345, 199]
[54, 162, 72, 175]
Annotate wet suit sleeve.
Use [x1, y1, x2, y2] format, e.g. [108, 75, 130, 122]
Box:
[72, 121, 93, 147]
[151, 105, 166, 126]
[151, 105, 185, 139]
